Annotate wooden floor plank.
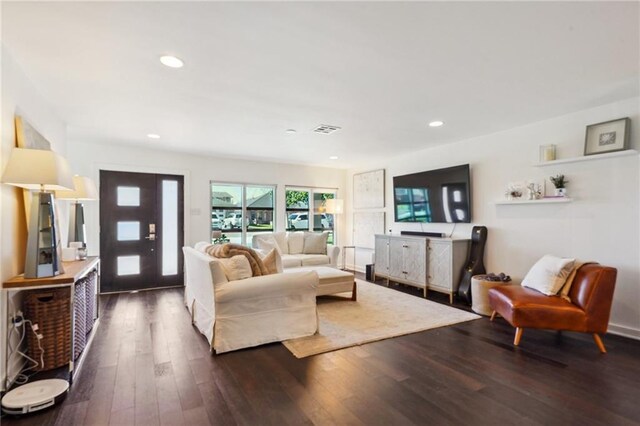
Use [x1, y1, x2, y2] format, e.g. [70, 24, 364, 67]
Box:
[3, 284, 640, 426]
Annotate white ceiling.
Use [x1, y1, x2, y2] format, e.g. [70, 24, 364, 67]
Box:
[3, 1, 639, 169]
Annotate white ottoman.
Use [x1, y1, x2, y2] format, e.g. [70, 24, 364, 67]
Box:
[283, 266, 356, 300]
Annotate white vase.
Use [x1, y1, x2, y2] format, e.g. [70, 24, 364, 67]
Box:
[555, 188, 567, 197]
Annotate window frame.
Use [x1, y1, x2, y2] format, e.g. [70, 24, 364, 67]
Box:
[285, 186, 338, 245]
[211, 181, 277, 246]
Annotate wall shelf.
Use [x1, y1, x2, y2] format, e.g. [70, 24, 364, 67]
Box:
[495, 197, 573, 205]
[533, 149, 638, 167]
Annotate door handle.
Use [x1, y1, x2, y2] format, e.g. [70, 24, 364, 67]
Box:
[145, 234, 156, 241]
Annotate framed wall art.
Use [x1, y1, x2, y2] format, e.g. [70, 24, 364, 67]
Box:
[353, 211, 385, 249]
[353, 169, 385, 209]
[584, 117, 630, 156]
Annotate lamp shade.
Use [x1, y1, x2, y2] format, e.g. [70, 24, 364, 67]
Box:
[324, 199, 344, 214]
[1, 148, 73, 190]
[56, 175, 98, 200]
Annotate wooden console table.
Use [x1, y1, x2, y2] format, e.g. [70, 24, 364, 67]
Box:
[2, 257, 100, 391]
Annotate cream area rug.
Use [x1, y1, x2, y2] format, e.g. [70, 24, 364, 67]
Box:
[283, 279, 481, 358]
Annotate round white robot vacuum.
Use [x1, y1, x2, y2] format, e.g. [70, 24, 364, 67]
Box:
[1, 379, 69, 415]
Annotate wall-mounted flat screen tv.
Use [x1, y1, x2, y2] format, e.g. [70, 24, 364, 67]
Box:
[393, 164, 471, 223]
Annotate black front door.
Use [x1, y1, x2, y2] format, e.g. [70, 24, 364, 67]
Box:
[99, 170, 184, 293]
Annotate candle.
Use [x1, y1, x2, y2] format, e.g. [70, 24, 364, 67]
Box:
[544, 148, 555, 161]
[540, 144, 556, 162]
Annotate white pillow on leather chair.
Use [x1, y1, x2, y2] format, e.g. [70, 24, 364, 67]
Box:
[521, 255, 575, 296]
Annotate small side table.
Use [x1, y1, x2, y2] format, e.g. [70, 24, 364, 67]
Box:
[341, 246, 357, 271]
[2, 257, 100, 391]
[471, 275, 508, 316]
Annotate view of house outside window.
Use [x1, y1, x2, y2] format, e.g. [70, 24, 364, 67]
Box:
[285, 187, 337, 245]
[211, 183, 275, 246]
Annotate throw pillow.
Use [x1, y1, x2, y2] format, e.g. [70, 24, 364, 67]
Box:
[303, 232, 328, 255]
[288, 232, 305, 254]
[272, 232, 289, 254]
[254, 235, 282, 255]
[217, 255, 252, 281]
[260, 248, 282, 274]
[521, 255, 576, 296]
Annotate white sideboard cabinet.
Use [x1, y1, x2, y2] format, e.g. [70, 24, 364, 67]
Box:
[374, 234, 469, 303]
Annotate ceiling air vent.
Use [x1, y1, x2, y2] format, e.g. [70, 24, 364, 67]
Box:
[313, 124, 341, 134]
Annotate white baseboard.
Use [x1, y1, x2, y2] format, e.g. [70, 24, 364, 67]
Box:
[608, 323, 640, 340]
[345, 264, 366, 274]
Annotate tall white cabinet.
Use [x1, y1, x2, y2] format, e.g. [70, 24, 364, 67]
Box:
[374, 234, 470, 303]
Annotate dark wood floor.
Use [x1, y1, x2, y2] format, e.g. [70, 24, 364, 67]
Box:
[3, 278, 640, 426]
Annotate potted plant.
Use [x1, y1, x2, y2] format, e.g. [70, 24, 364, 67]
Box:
[550, 174, 568, 197]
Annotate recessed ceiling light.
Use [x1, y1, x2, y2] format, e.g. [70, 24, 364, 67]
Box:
[429, 120, 444, 127]
[329, 156, 339, 160]
[159, 55, 184, 68]
[147, 133, 160, 139]
[285, 129, 297, 134]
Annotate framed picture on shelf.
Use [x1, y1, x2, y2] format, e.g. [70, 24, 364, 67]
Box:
[584, 117, 630, 156]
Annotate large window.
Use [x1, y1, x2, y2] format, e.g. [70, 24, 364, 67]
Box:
[211, 183, 275, 246]
[285, 187, 337, 244]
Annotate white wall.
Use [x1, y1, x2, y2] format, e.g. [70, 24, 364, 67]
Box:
[1, 45, 68, 388]
[65, 141, 348, 256]
[346, 97, 640, 339]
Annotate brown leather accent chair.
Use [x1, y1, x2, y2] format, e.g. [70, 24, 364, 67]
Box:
[488, 264, 617, 353]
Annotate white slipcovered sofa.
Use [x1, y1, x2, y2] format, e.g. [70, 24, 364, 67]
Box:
[252, 231, 340, 269]
[183, 246, 319, 354]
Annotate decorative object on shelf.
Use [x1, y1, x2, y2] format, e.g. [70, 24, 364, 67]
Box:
[584, 117, 630, 156]
[539, 144, 557, 162]
[69, 242, 86, 260]
[1, 148, 74, 278]
[211, 229, 230, 245]
[526, 182, 543, 200]
[505, 185, 523, 200]
[549, 174, 568, 197]
[56, 175, 99, 248]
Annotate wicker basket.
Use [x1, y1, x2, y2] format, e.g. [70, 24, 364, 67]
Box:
[24, 287, 71, 371]
[73, 280, 87, 360]
[85, 270, 97, 335]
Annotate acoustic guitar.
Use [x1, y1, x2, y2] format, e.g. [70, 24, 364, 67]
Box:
[457, 226, 488, 305]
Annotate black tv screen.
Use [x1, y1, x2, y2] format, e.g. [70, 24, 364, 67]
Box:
[393, 164, 471, 223]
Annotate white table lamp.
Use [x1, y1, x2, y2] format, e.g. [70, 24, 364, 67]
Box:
[1, 148, 74, 278]
[56, 175, 98, 247]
